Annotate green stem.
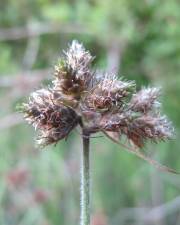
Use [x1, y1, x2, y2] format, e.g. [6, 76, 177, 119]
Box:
[80, 130, 90, 225]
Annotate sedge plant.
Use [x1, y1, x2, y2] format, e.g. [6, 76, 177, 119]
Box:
[20, 40, 177, 225]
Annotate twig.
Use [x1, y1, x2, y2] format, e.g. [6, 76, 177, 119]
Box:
[112, 196, 180, 224]
[143, 195, 180, 222]
[0, 23, 91, 41]
[0, 69, 51, 88]
[22, 36, 40, 70]
[0, 113, 23, 130]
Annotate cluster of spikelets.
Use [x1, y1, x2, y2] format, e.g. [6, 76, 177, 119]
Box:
[21, 40, 173, 150]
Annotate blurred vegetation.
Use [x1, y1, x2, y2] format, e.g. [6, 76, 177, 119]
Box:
[0, 0, 180, 225]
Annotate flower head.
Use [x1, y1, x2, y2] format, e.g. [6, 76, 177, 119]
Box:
[53, 40, 93, 100]
[129, 87, 161, 113]
[84, 74, 135, 112]
[22, 89, 79, 147]
[20, 40, 176, 172]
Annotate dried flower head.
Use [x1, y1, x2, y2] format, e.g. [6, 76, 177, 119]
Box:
[53, 40, 93, 100]
[84, 74, 135, 112]
[20, 40, 176, 172]
[22, 88, 79, 147]
[130, 87, 161, 113]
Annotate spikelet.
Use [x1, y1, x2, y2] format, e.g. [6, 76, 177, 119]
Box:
[53, 40, 94, 100]
[130, 87, 161, 113]
[84, 74, 135, 112]
[22, 89, 78, 147]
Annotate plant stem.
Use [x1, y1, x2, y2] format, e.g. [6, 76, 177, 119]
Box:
[80, 130, 90, 225]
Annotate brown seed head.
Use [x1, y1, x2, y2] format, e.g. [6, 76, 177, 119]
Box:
[84, 75, 135, 112]
[22, 89, 78, 147]
[130, 87, 161, 113]
[53, 40, 94, 100]
[20, 40, 174, 151]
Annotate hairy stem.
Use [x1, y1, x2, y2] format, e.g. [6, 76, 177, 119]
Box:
[80, 130, 90, 225]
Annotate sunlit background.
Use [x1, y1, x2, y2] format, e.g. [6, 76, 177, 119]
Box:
[0, 0, 180, 225]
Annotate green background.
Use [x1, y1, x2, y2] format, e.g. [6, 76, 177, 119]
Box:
[0, 0, 180, 224]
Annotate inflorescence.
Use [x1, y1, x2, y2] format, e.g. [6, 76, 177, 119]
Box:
[21, 40, 174, 150]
